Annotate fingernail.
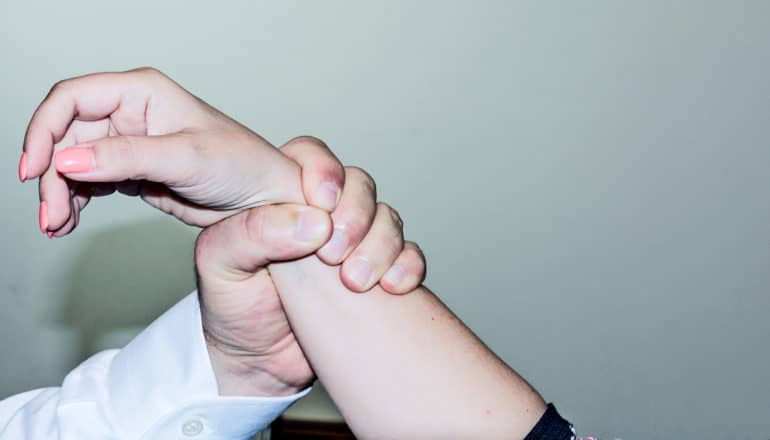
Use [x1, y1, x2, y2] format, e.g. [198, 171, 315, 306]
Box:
[18, 152, 27, 182]
[347, 256, 372, 288]
[55, 146, 94, 173]
[47, 231, 54, 239]
[384, 265, 406, 286]
[295, 209, 328, 242]
[316, 180, 341, 211]
[321, 227, 349, 262]
[39, 201, 48, 233]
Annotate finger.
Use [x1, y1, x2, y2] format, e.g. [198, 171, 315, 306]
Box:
[279, 136, 345, 212]
[22, 68, 160, 180]
[49, 189, 88, 238]
[316, 167, 377, 265]
[52, 133, 197, 184]
[195, 204, 332, 282]
[38, 164, 72, 234]
[341, 202, 404, 292]
[380, 241, 427, 295]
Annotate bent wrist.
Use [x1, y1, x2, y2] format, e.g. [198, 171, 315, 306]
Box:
[205, 331, 310, 397]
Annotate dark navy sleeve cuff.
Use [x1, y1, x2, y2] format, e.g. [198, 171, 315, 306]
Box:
[524, 403, 575, 440]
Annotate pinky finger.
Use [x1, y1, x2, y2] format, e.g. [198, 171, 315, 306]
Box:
[49, 190, 89, 238]
[379, 241, 426, 295]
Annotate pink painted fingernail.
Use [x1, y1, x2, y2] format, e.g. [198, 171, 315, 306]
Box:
[347, 256, 372, 288]
[39, 201, 48, 233]
[18, 152, 27, 182]
[384, 265, 406, 286]
[47, 231, 54, 239]
[55, 146, 94, 173]
[316, 180, 341, 212]
[321, 227, 349, 262]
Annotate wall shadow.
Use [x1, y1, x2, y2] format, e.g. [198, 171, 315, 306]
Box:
[56, 218, 198, 359]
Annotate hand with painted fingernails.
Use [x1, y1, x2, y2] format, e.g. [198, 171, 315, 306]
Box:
[20, 67, 313, 236]
[20, 67, 420, 294]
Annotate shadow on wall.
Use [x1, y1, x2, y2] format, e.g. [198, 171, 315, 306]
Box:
[47, 216, 346, 427]
[56, 218, 198, 359]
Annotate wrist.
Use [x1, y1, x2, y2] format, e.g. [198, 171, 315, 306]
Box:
[205, 332, 312, 397]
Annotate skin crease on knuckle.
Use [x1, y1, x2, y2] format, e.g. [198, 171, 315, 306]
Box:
[242, 207, 269, 249]
[377, 204, 405, 247]
[112, 137, 144, 178]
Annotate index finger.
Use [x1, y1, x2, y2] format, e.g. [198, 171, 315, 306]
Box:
[21, 68, 158, 180]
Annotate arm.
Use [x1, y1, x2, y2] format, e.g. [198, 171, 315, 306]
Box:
[269, 260, 547, 439]
[192, 160, 550, 438]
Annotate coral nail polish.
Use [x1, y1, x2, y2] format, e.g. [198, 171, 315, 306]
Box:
[18, 152, 27, 182]
[55, 147, 94, 173]
[39, 201, 49, 233]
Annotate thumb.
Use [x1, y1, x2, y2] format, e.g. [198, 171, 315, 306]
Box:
[195, 204, 332, 282]
[53, 133, 198, 184]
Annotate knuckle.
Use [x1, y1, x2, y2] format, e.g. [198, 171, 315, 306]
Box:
[345, 166, 376, 195]
[401, 246, 426, 279]
[404, 244, 424, 264]
[194, 229, 214, 267]
[338, 205, 373, 240]
[286, 135, 328, 151]
[132, 66, 164, 78]
[379, 202, 403, 228]
[406, 241, 424, 255]
[376, 204, 404, 243]
[49, 79, 71, 96]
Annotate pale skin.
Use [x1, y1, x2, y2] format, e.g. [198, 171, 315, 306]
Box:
[21, 68, 548, 438]
[21, 68, 426, 398]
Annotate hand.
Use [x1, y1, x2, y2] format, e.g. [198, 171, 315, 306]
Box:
[196, 146, 426, 396]
[20, 67, 331, 234]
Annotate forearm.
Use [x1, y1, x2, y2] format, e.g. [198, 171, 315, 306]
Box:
[269, 256, 546, 439]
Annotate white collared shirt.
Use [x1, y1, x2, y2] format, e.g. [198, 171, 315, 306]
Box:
[0, 293, 309, 439]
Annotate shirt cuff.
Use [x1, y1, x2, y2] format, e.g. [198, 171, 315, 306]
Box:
[105, 292, 310, 439]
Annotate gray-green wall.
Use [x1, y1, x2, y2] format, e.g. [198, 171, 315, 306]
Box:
[1, 2, 768, 438]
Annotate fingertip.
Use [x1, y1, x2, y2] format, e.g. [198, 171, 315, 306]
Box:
[295, 207, 333, 244]
[279, 136, 345, 211]
[39, 201, 48, 233]
[313, 179, 342, 212]
[380, 244, 426, 295]
[341, 256, 374, 293]
[382, 265, 407, 291]
[19, 152, 28, 182]
[341, 275, 369, 293]
[317, 226, 350, 265]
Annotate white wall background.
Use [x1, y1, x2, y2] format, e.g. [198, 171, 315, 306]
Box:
[1, 1, 769, 438]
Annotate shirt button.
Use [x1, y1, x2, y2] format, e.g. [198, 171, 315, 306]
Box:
[181, 418, 204, 436]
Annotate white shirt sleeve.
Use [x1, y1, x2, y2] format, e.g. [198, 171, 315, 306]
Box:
[0, 292, 310, 439]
